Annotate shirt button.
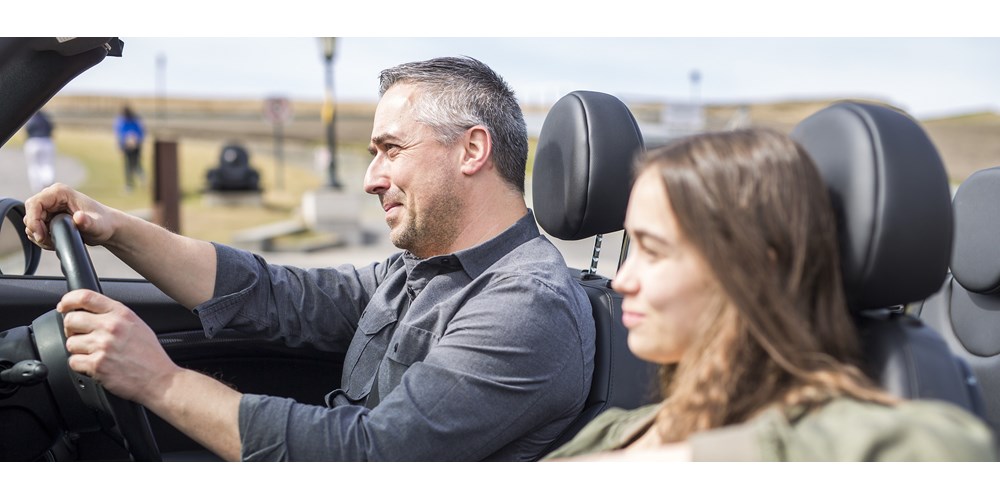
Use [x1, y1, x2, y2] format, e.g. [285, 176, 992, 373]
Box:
[393, 343, 399, 352]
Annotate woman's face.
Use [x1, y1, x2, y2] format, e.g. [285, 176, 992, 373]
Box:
[613, 169, 722, 364]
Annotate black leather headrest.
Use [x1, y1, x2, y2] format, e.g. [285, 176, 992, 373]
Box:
[532, 91, 644, 240]
[791, 102, 953, 311]
[951, 166, 1000, 294]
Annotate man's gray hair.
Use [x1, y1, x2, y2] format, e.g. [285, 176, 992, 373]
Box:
[379, 56, 529, 193]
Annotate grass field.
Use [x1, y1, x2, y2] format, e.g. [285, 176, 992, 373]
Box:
[52, 127, 336, 244]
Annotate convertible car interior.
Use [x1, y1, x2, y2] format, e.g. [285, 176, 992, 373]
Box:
[917, 165, 1000, 435]
[0, 37, 995, 461]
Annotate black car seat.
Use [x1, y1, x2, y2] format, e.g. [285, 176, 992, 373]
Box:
[790, 101, 984, 415]
[531, 91, 658, 454]
[917, 166, 1000, 433]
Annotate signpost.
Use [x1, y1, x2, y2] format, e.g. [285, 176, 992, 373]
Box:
[263, 96, 293, 190]
[319, 37, 343, 189]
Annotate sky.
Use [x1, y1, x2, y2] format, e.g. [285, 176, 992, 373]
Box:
[58, 37, 1000, 119]
[15, 0, 996, 121]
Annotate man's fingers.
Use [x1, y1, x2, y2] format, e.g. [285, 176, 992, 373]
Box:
[71, 210, 101, 239]
[57, 289, 116, 315]
[23, 184, 76, 248]
[61, 309, 101, 338]
[64, 322, 101, 354]
[67, 353, 99, 380]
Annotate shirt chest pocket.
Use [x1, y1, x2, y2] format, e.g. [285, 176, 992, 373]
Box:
[341, 309, 397, 401]
[378, 323, 439, 393]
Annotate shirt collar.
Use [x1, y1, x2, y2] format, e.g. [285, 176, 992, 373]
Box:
[455, 210, 539, 279]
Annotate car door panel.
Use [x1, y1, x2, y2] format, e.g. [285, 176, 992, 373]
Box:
[0, 274, 344, 458]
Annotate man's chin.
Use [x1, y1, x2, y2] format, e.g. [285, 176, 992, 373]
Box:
[388, 226, 412, 251]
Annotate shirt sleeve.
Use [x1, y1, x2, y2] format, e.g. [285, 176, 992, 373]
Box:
[193, 243, 389, 353]
[237, 273, 595, 461]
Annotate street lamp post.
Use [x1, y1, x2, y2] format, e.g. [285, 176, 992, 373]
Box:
[689, 69, 701, 104]
[319, 37, 343, 189]
[156, 53, 167, 124]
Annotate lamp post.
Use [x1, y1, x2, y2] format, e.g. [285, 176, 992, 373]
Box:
[319, 37, 342, 189]
[156, 53, 167, 125]
[689, 69, 701, 104]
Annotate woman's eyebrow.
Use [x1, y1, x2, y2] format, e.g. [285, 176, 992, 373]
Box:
[629, 228, 672, 249]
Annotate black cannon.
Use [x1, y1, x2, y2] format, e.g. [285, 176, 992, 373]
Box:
[206, 143, 261, 192]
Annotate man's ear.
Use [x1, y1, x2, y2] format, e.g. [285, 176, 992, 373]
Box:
[460, 125, 492, 176]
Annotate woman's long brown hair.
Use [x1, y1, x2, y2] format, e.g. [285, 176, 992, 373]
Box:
[642, 129, 894, 443]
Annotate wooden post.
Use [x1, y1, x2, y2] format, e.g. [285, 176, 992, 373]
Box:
[153, 139, 180, 234]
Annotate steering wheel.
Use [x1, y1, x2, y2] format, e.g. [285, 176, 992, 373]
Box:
[32, 213, 161, 461]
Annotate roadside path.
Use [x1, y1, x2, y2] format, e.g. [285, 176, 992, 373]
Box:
[0, 146, 138, 277]
[0, 147, 86, 201]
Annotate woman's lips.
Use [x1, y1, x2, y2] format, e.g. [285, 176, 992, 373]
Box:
[621, 310, 644, 329]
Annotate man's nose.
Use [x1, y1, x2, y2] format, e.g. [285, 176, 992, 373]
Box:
[364, 156, 390, 195]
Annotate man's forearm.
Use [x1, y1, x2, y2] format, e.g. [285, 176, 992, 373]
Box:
[140, 367, 243, 461]
[104, 211, 217, 309]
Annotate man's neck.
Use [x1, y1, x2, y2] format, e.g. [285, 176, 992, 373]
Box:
[452, 200, 529, 252]
[413, 191, 528, 259]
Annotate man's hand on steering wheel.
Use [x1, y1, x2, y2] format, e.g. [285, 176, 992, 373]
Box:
[57, 289, 180, 404]
[23, 183, 118, 251]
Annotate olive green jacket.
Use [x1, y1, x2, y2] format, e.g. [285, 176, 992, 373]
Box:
[544, 397, 996, 461]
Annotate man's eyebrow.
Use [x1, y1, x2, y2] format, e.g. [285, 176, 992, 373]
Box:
[369, 133, 402, 154]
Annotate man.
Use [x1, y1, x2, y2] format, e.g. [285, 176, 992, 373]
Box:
[24, 56, 595, 461]
[23, 110, 56, 193]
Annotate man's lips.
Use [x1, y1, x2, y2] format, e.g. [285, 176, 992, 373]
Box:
[381, 198, 402, 212]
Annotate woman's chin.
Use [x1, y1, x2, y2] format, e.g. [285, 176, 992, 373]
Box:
[626, 332, 679, 365]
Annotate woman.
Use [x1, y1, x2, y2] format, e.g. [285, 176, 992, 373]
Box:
[545, 129, 994, 461]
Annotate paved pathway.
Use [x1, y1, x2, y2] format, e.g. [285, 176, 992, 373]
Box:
[0, 146, 151, 278]
[0, 147, 86, 201]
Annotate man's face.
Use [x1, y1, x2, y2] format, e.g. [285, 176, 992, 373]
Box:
[365, 84, 465, 258]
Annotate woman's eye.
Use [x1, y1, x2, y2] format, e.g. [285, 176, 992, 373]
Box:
[642, 243, 674, 261]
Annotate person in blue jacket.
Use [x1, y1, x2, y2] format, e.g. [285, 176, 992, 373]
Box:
[114, 105, 145, 191]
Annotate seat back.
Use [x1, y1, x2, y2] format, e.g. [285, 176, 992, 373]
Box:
[919, 166, 1000, 433]
[790, 101, 983, 413]
[531, 91, 658, 453]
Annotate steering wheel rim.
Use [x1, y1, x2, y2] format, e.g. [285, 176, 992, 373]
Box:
[39, 213, 161, 461]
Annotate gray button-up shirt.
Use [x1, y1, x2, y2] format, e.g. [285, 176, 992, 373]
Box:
[194, 212, 595, 461]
